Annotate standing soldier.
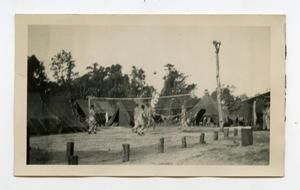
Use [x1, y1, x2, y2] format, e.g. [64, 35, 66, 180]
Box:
[263, 105, 270, 130]
[180, 105, 188, 130]
[88, 104, 97, 134]
[105, 111, 109, 127]
[137, 104, 147, 135]
[145, 105, 155, 130]
[132, 104, 140, 133]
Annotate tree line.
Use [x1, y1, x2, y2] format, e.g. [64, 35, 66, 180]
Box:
[28, 50, 196, 99]
[28, 49, 247, 114]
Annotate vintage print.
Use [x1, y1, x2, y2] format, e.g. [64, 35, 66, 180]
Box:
[14, 15, 285, 176]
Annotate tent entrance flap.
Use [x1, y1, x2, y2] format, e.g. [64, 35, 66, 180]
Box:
[84, 98, 135, 127]
[108, 108, 119, 126]
[195, 109, 206, 125]
[107, 102, 133, 127]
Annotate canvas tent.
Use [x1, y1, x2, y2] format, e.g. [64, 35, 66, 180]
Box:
[76, 100, 115, 117]
[189, 93, 218, 125]
[27, 92, 88, 136]
[27, 93, 59, 135]
[107, 101, 133, 126]
[45, 92, 88, 132]
[118, 100, 135, 126]
[189, 92, 228, 126]
[76, 99, 134, 127]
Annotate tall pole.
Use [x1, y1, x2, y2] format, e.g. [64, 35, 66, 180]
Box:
[213, 41, 224, 129]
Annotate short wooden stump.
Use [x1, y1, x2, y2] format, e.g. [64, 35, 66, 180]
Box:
[241, 127, 253, 146]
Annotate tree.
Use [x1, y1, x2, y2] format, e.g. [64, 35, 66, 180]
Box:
[84, 62, 106, 97]
[73, 63, 157, 99]
[211, 85, 248, 110]
[236, 94, 248, 102]
[130, 66, 146, 96]
[27, 55, 48, 93]
[160, 64, 196, 96]
[129, 66, 155, 97]
[86, 62, 99, 77]
[157, 64, 197, 115]
[103, 64, 131, 97]
[79, 63, 131, 98]
[50, 50, 78, 86]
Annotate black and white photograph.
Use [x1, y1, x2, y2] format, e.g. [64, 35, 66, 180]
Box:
[14, 15, 285, 176]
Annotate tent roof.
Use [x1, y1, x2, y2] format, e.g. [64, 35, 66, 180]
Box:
[118, 100, 135, 113]
[76, 100, 89, 116]
[27, 92, 88, 135]
[42, 93, 87, 128]
[77, 99, 135, 127]
[27, 93, 56, 119]
[189, 94, 219, 117]
[77, 99, 117, 116]
[95, 101, 115, 114]
[116, 101, 133, 126]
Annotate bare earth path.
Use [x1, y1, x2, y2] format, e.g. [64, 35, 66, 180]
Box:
[29, 126, 269, 165]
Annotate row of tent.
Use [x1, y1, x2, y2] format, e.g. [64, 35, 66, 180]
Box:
[27, 93, 88, 136]
[27, 91, 226, 136]
[76, 99, 135, 127]
[27, 92, 142, 136]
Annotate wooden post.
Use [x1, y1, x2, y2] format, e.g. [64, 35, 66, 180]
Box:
[200, 133, 206, 144]
[181, 136, 187, 148]
[241, 127, 253, 146]
[26, 127, 31, 164]
[68, 155, 79, 165]
[66, 142, 74, 159]
[122, 144, 130, 162]
[213, 41, 224, 129]
[159, 138, 164, 153]
[234, 128, 238, 136]
[253, 100, 257, 128]
[213, 131, 219, 140]
[224, 127, 229, 139]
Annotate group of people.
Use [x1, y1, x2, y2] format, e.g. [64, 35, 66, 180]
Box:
[132, 103, 155, 136]
[132, 104, 191, 134]
[87, 103, 191, 135]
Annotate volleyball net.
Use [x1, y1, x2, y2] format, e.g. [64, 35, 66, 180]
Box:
[87, 93, 198, 127]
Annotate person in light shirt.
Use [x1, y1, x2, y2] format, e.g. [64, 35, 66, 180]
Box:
[180, 105, 189, 130]
[88, 104, 97, 134]
[137, 104, 147, 135]
[132, 104, 140, 133]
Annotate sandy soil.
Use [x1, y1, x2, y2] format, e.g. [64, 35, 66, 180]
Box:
[29, 126, 269, 165]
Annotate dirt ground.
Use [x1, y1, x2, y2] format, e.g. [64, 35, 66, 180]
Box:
[29, 126, 269, 165]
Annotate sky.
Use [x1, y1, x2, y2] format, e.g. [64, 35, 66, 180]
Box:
[28, 25, 270, 98]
